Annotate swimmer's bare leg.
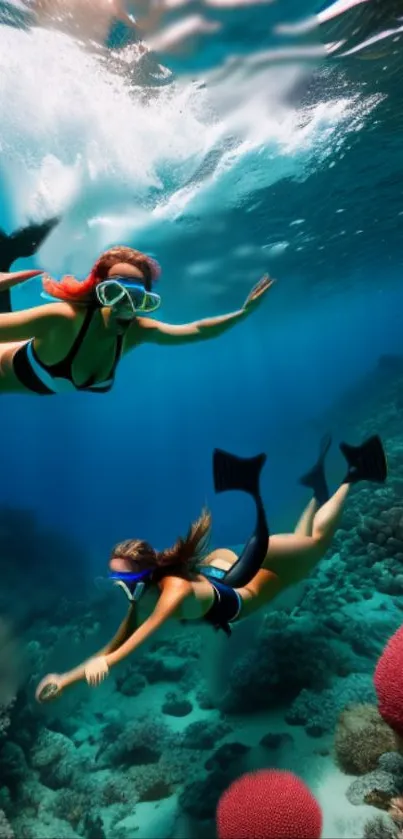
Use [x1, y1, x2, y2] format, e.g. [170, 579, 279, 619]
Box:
[293, 498, 318, 537]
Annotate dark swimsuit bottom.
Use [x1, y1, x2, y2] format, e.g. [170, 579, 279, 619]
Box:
[12, 306, 123, 395]
[200, 566, 242, 636]
[180, 565, 242, 637]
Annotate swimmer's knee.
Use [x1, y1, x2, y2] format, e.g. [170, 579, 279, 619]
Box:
[311, 531, 329, 558]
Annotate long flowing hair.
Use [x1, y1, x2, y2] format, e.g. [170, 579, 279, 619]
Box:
[111, 508, 212, 577]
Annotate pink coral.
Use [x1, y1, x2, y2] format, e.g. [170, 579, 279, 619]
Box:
[216, 769, 323, 839]
[374, 625, 403, 738]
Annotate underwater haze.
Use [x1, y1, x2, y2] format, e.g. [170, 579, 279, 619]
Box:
[2, 0, 403, 837]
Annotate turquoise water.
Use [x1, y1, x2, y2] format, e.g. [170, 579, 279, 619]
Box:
[1, 1, 403, 837]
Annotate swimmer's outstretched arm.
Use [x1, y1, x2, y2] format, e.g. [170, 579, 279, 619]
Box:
[61, 605, 139, 686]
[0, 274, 71, 341]
[35, 604, 139, 699]
[129, 275, 275, 347]
[0, 269, 43, 294]
[104, 577, 191, 669]
[37, 579, 189, 698]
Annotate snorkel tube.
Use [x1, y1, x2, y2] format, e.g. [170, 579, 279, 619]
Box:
[109, 568, 155, 602]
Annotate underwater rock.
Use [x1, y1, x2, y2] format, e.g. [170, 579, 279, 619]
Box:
[259, 732, 294, 750]
[0, 810, 13, 839]
[285, 674, 376, 736]
[0, 700, 13, 742]
[101, 769, 173, 808]
[341, 620, 387, 659]
[182, 719, 232, 750]
[180, 769, 231, 820]
[11, 813, 80, 839]
[82, 814, 106, 839]
[196, 686, 215, 710]
[116, 668, 147, 697]
[52, 789, 92, 832]
[141, 652, 188, 683]
[162, 692, 193, 717]
[378, 753, 403, 775]
[346, 770, 400, 806]
[0, 742, 28, 790]
[13, 777, 48, 816]
[97, 716, 174, 768]
[136, 773, 174, 803]
[102, 744, 197, 809]
[101, 773, 139, 807]
[220, 614, 355, 715]
[334, 704, 399, 775]
[204, 742, 250, 772]
[30, 729, 84, 790]
[363, 813, 398, 839]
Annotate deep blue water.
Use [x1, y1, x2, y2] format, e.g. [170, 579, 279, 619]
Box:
[0, 0, 401, 562]
[1, 1, 403, 837]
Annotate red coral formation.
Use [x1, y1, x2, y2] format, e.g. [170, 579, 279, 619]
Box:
[374, 625, 403, 738]
[216, 769, 323, 839]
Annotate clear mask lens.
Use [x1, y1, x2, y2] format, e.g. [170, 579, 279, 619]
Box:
[96, 279, 161, 314]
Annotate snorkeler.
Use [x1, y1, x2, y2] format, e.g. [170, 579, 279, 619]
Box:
[0, 217, 60, 313]
[35, 432, 387, 700]
[0, 246, 273, 395]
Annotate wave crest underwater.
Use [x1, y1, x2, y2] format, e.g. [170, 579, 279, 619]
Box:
[0, 1, 382, 291]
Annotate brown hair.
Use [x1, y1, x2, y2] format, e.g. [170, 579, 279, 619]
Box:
[91, 246, 160, 291]
[111, 508, 212, 576]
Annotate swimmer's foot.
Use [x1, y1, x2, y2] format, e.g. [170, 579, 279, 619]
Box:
[340, 434, 387, 485]
[299, 433, 332, 506]
[213, 448, 266, 499]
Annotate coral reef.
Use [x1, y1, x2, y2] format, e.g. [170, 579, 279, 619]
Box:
[374, 625, 403, 738]
[285, 674, 376, 737]
[0, 810, 14, 839]
[161, 692, 193, 717]
[363, 813, 397, 839]
[182, 719, 232, 750]
[346, 769, 401, 806]
[0, 703, 12, 743]
[5, 369, 403, 838]
[390, 797, 403, 838]
[335, 704, 399, 774]
[216, 770, 323, 839]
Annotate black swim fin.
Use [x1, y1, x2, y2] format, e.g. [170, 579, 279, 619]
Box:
[9, 216, 61, 260]
[213, 448, 266, 500]
[299, 433, 332, 506]
[340, 434, 387, 485]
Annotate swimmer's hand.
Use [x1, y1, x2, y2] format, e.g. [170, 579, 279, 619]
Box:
[243, 275, 275, 314]
[0, 269, 43, 292]
[85, 656, 109, 687]
[35, 673, 64, 703]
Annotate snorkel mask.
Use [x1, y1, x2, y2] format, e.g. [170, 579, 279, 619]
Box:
[109, 569, 154, 603]
[96, 277, 161, 316]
